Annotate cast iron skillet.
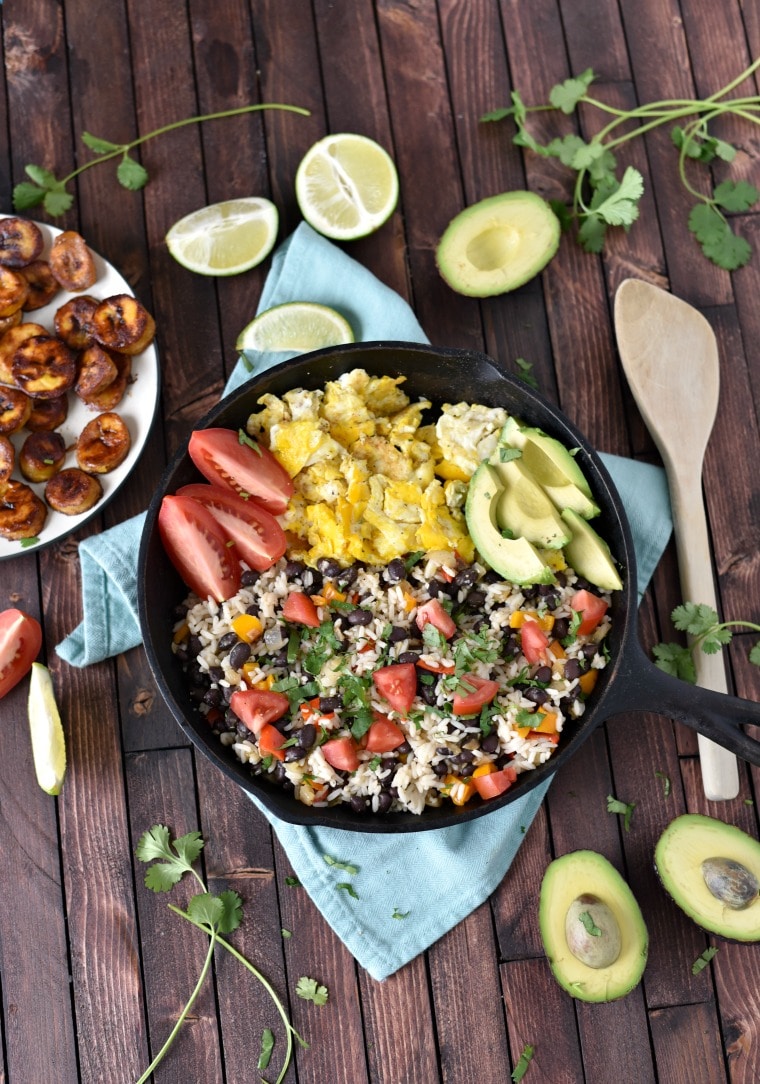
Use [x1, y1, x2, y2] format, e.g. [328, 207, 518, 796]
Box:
[138, 343, 760, 833]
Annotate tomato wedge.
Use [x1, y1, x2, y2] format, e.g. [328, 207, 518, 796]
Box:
[520, 618, 550, 664]
[158, 495, 241, 602]
[473, 765, 518, 800]
[282, 591, 321, 627]
[229, 689, 290, 735]
[365, 713, 406, 752]
[571, 589, 609, 636]
[188, 428, 293, 515]
[415, 598, 456, 639]
[321, 736, 360, 772]
[0, 608, 42, 699]
[372, 662, 417, 714]
[452, 673, 500, 716]
[258, 722, 287, 761]
[176, 483, 286, 572]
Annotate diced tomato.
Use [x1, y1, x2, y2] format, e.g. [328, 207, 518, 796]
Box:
[258, 722, 287, 761]
[158, 494, 241, 602]
[520, 618, 550, 664]
[229, 689, 290, 735]
[321, 736, 360, 772]
[452, 673, 500, 716]
[473, 766, 518, 800]
[176, 483, 286, 571]
[415, 598, 457, 639]
[570, 589, 609, 636]
[0, 608, 42, 700]
[282, 591, 321, 627]
[365, 713, 406, 752]
[188, 427, 294, 515]
[372, 662, 418, 714]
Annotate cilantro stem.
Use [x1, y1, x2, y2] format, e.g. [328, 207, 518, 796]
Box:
[61, 102, 310, 186]
[169, 904, 308, 1084]
[706, 55, 760, 101]
[135, 929, 217, 1084]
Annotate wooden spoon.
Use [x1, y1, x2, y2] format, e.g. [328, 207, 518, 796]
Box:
[614, 277, 739, 801]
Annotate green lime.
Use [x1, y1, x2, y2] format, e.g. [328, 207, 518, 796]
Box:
[28, 662, 66, 795]
[166, 197, 279, 276]
[236, 301, 354, 353]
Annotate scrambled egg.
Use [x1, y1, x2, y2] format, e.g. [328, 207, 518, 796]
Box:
[246, 368, 507, 566]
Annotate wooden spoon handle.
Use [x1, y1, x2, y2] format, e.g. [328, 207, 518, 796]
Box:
[666, 465, 740, 800]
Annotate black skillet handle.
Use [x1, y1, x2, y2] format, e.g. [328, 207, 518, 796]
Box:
[604, 639, 760, 765]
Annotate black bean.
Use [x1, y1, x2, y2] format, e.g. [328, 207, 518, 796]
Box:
[270, 649, 288, 669]
[398, 650, 420, 665]
[534, 665, 552, 684]
[481, 732, 500, 754]
[221, 686, 234, 705]
[384, 557, 406, 583]
[542, 593, 559, 610]
[236, 722, 249, 739]
[483, 569, 502, 583]
[537, 583, 554, 597]
[188, 635, 203, 657]
[218, 631, 239, 653]
[300, 723, 317, 749]
[388, 625, 409, 643]
[459, 763, 474, 777]
[285, 560, 306, 579]
[453, 566, 478, 591]
[436, 746, 451, 756]
[318, 696, 342, 713]
[396, 741, 412, 755]
[241, 569, 260, 587]
[433, 761, 449, 776]
[284, 745, 307, 762]
[317, 556, 342, 578]
[346, 608, 373, 626]
[420, 681, 438, 705]
[226, 706, 241, 725]
[350, 795, 369, 813]
[228, 641, 251, 670]
[552, 618, 569, 641]
[524, 687, 549, 706]
[463, 588, 487, 610]
[245, 602, 260, 617]
[273, 716, 292, 734]
[208, 665, 224, 684]
[454, 749, 475, 763]
[337, 565, 358, 589]
[427, 578, 453, 598]
[203, 687, 224, 708]
[270, 762, 287, 784]
[582, 643, 599, 661]
[376, 793, 393, 813]
[564, 658, 582, 682]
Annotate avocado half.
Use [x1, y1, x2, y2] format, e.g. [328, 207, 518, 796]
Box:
[654, 814, 760, 942]
[539, 851, 648, 1002]
[436, 191, 561, 297]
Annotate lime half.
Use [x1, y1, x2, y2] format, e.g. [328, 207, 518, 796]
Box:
[28, 662, 66, 796]
[295, 133, 399, 240]
[166, 197, 279, 276]
[236, 302, 355, 353]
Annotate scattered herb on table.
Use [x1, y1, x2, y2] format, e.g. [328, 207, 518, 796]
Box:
[652, 602, 760, 683]
[514, 356, 539, 389]
[13, 103, 310, 218]
[323, 854, 359, 875]
[281, 928, 292, 939]
[482, 58, 760, 269]
[336, 882, 359, 899]
[135, 825, 307, 1084]
[258, 1028, 275, 1072]
[392, 907, 410, 920]
[692, 946, 719, 975]
[511, 1043, 535, 1082]
[654, 770, 672, 798]
[285, 875, 301, 887]
[296, 977, 329, 1006]
[607, 794, 636, 832]
[578, 911, 602, 937]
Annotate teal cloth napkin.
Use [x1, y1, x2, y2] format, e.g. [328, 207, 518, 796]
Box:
[56, 222, 672, 979]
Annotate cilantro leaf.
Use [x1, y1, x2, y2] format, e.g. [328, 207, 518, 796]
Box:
[701, 224, 752, 270]
[117, 154, 149, 191]
[549, 68, 595, 113]
[186, 891, 225, 928]
[12, 182, 46, 210]
[652, 641, 696, 683]
[81, 131, 123, 154]
[392, 907, 410, 919]
[692, 946, 718, 974]
[545, 133, 588, 168]
[323, 854, 359, 875]
[258, 1028, 275, 1071]
[606, 794, 635, 832]
[713, 179, 760, 213]
[577, 213, 607, 253]
[336, 882, 359, 898]
[136, 825, 205, 892]
[43, 188, 74, 216]
[514, 356, 538, 390]
[672, 602, 720, 636]
[481, 106, 515, 123]
[750, 643, 760, 666]
[655, 769, 672, 797]
[588, 166, 644, 226]
[511, 1044, 535, 1082]
[296, 976, 329, 1005]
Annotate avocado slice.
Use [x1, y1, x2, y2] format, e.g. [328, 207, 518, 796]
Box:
[490, 456, 571, 549]
[561, 508, 623, 592]
[498, 418, 601, 519]
[539, 850, 648, 1002]
[465, 462, 555, 585]
[655, 814, 760, 942]
[435, 191, 561, 297]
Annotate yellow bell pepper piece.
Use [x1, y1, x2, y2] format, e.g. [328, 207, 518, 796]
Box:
[172, 621, 189, 644]
[472, 763, 496, 779]
[231, 613, 264, 643]
[578, 668, 599, 696]
[508, 609, 555, 632]
[443, 774, 475, 806]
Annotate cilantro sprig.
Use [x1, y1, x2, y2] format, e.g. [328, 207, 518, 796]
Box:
[135, 825, 307, 1084]
[653, 602, 760, 684]
[483, 58, 760, 269]
[13, 103, 310, 218]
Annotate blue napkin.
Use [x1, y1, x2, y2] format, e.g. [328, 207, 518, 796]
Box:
[57, 223, 672, 979]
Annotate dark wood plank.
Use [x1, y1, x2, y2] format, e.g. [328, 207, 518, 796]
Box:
[358, 959, 441, 1084]
[501, 957, 584, 1082]
[650, 1002, 728, 1084]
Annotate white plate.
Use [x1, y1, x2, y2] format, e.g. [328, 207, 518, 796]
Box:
[0, 216, 159, 560]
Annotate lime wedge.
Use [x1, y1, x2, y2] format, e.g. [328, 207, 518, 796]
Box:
[28, 662, 66, 795]
[236, 302, 354, 353]
[166, 197, 279, 276]
[295, 133, 399, 240]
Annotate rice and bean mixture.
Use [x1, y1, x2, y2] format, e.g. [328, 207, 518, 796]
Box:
[173, 550, 611, 815]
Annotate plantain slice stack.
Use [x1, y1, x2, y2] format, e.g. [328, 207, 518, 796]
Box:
[78, 351, 131, 411]
[0, 321, 48, 384]
[75, 343, 119, 400]
[0, 479, 47, 539]
[0, 386, 32, 435]
[26, 394, 69, 432]
[45, 468, 102, 515]
[76, 411, 131, 474]
[12, 334, 77, 399]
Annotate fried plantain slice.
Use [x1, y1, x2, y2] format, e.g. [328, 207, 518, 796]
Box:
[20, 259, 61, 311]
[76, 411, 131, 474]
[0, 217, 44, 268]
[26, 393, 69, 432]
[75, 343, 119, 399]
[0, 434, 14, 496]
[0, 309, 23, 338]
[49, 230, 97, 292]
[12, 334, 77, 399]
[0, 321, 48, 384]
[0, 385, 32, 435]
[54, 293, 100, 350]
[78, 351, 131, 411]
[0, 479, 47, 539]
[19, 430, 66, 483]
[0, 266, 31, 317]
[92, 294, 156, 355]
[45, 468, 103, 516]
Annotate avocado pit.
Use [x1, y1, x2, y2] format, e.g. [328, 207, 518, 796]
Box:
[565, 893, 622, 969]
[701, 857, 759, 910]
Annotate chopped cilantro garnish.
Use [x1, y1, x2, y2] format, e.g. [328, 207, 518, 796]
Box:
[323, 854, 359, 874]
[578, 911, 602, 937]
[606, 794, 635, 832]
[692, 946, 718, 974]
[336, 882, 359, 899]
[238, 428, 262, 454]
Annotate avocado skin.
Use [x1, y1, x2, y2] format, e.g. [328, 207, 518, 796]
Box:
[654, 814, 760, 942]
[539, 850, 648, 1002]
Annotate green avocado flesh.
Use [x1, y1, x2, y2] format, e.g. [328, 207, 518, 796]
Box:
[436, 191, 561, 297]
[539, 851, 648, 1002]
[464, 463, 555, 585]
[655, 814, 760, 942]
[498, 418, 600, 519]
[491, 456, 571, 549]
[561, 508, 623, 592]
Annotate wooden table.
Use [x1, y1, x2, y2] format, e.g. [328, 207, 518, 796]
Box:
[2, 2, 759, 1081]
